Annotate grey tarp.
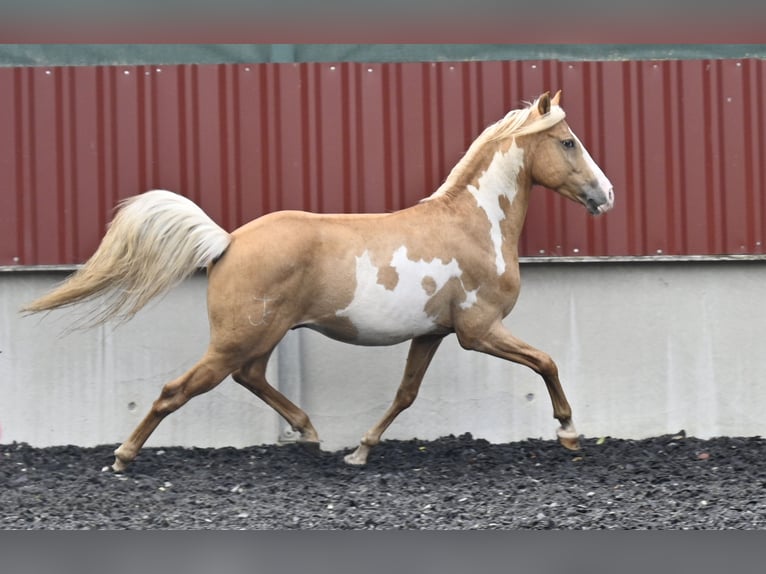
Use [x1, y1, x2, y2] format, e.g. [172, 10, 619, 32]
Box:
[1, 44, 765, 67]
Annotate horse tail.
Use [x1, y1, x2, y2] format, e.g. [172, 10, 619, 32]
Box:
[22, 189, 232, 327]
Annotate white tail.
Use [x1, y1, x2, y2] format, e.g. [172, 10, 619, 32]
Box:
[22, 190, 231, 326]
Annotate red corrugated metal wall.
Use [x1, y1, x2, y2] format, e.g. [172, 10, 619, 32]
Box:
[1, 59, 764, 266]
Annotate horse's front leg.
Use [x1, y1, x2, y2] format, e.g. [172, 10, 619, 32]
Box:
[345, 334, 445, 465]
[457, 321, 580, 450]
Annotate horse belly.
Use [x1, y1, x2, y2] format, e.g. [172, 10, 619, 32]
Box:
[335, 296, 444, 345]
[331, 248, 462, 346]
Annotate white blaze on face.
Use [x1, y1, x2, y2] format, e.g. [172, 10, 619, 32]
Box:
[337, 246, 476, 345]
[468, 141, 525, 276]
[569, 128, 614, 212]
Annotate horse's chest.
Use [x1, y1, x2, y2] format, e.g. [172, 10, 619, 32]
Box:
[334, 247, 475, 345]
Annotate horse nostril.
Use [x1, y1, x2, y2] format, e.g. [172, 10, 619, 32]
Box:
[607, 187, 614, 204]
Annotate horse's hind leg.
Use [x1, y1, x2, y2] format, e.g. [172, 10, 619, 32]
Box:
[232, 353, 320, 451]
[112, 351, 234, 472]
[458, 322, 579, 450]
[345, 334, 445, 466]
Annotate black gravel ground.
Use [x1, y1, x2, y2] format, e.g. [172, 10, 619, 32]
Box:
[2, 432, 766, 529]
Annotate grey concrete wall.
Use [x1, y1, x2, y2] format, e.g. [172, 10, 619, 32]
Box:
[2, 261, 765, 452]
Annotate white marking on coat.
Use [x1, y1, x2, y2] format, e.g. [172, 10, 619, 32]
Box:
[460, 287, 478, 310]
[467, 142, 525, 276]
[569, 128, 614, 212]
[337, 246, 475, 344]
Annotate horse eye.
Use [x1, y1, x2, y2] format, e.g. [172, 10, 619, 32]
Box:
[561, 139, 575, 149]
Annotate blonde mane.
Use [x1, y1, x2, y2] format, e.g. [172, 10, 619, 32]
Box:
[424, 96, 566, 200]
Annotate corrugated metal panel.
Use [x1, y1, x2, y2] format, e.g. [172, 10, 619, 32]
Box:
[2, 59, 765, 266]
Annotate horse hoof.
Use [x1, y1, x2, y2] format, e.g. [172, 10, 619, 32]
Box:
[558, 435, 581, 451]
[111, 459, 128, 473]
[344, 443, 372, 465]
[556, 424, 581, 451]
[298, 439, 322, 457]
[343, 452, 367, 466]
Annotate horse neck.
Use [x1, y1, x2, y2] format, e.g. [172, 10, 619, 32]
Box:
[431, 138, 533, 249]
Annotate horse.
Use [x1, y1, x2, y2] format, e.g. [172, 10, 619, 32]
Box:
[23, 91, 614, 472]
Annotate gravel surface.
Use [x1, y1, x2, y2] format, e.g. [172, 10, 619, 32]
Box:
[2, 432, 765, 529]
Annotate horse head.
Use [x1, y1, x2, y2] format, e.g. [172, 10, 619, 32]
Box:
[525, 91, 615, 215]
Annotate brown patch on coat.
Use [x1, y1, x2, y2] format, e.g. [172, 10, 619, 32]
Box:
[376, 264, 399, 291]
[421, 276, 437, 296]
[424, 276, 472, 326]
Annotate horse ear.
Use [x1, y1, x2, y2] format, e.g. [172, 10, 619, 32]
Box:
[551, 90, 562, 106]
[537, 92, 551, 115]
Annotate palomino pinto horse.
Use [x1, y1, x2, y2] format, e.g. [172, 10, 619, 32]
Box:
[24, 91, 614, 471]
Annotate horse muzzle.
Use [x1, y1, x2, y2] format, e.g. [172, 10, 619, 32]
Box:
[582, 184, 614, 215]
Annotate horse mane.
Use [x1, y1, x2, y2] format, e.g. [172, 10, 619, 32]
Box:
[423, 95, 566, 201]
